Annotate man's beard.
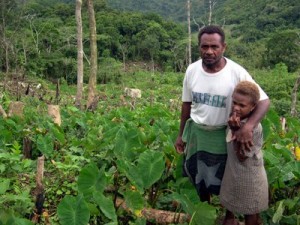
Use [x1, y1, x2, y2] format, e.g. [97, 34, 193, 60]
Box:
[202, 56, 223, 68]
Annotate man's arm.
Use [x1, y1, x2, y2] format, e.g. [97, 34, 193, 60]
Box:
[175, 102, 191, 154]
[233, 99, 270, 150]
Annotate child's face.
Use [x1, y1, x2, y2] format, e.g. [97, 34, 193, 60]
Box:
[232, 92, 256, 120]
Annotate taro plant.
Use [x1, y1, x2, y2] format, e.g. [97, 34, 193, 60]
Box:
[57, 104, 218, 225]
[260, 109, 300, 224]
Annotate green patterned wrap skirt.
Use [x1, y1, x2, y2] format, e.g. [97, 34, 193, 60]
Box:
[182, 118, 227, 196]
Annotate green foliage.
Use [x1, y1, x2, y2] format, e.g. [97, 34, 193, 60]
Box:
[265, 30, 300, 72]
[0, 69, 300, 224]
[0, 211, 34, 225]
[259, 110, 300, 224]
[252, 67, 299, 117]
[77, 164, 109, 200]
[190, 202, 217, 225]
[2, 0, 299, 80]
[116, 150, 165, 192]
[97, 57, 123, 84]
[107, 0, 214, 23]
[57, 195, 90, 225]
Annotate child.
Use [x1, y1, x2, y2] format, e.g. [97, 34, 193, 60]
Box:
[220, 81, 269, 225]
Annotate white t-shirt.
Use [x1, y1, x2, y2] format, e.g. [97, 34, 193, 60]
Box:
[182, 58, 268, 126]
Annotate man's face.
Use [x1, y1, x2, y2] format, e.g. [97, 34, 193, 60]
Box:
[199, 33, 226, 68]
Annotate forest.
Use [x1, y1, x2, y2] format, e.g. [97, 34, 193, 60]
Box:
[0, 0, 299, 224]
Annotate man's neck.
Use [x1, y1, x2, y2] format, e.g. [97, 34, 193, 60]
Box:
[203, 57, 226, 73]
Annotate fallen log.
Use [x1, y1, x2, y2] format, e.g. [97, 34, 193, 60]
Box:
[115, 198, 190, 224]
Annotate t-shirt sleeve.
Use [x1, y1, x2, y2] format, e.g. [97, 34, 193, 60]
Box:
[182, 69, 192, 102]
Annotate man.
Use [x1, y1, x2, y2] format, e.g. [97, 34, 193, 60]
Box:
[174, 25, 270, 205]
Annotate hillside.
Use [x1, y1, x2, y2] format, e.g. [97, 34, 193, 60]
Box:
[107, 0, 300, 33]
[107, 0, 226, 23]
[215, 0, 300, 41]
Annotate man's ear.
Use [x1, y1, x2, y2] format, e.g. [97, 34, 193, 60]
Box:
[222, 42, 227, 52]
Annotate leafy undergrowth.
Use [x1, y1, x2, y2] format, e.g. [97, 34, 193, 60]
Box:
[0, 71, 299, 225]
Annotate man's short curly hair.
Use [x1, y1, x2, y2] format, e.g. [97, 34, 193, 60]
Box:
[198, 25, 225, 43]
[233, 81, 260, 105]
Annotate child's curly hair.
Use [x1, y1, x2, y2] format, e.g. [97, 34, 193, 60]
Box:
[233, 81, 260, 105]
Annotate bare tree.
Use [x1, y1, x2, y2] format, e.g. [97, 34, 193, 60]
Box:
[0, 0, 14, 73]
[26, 14, 44, 55]
[192, 16, 205, 31]
[86, 0, 98, 110]
[119, 41, 128, 71]
[187, 0, 192, 65]
[208, 0, 217, 25]
[75, 0, 84, 108]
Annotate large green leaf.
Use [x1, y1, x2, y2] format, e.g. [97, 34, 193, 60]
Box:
[57, 195, 90, 225]
[36, 134, 54, 157]
[116, 159, 144, 192]
[137, 150, 165, 189]
[171, 191, 197, 214]
[124, 190, 145, 212]
[50, 124, 65, 144]
[114, 126, 143, 161]
[118, 150, 165, 191]
[6, 217, 34, 225]
[189, 202, 217, 225]
[0, 178, 10, 195]
[77, 163, 108, 200]
[272, 200, 284, 223]
[93, 191, 117, 222]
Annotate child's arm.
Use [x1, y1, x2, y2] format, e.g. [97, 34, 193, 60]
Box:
[232, 123, 263, 162]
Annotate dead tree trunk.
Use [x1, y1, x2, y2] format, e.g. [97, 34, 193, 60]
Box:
[86, 0, 98, 110]
[23, 137, 32, 159]
[32, 155, 45, 223]
[187, 0, 192, 65]
[75, 0, 84, 109]
[32, 105, 61, 222]
[208, 0, 217, 25]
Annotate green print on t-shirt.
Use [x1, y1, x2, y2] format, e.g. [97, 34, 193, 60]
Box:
[192, 91, 227, 108]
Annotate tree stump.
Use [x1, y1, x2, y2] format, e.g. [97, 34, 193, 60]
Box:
[32, 155, 45, 223]
[23, 137, 32, 159]
[47, 105, 61, 126]
[8, 101, 24, 117]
